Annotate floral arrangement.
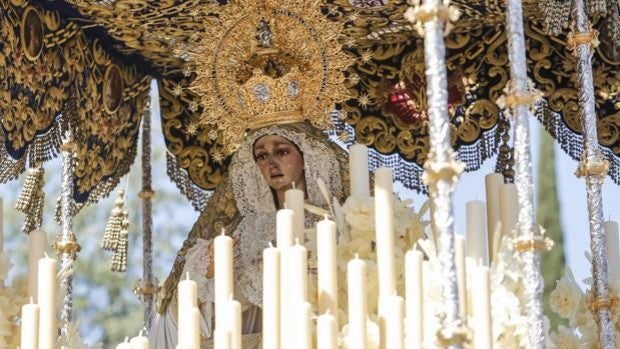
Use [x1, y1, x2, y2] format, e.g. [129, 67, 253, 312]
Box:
[415, 228, 551, 348]
[305, 180, 429, 348]
[0, 252, 28, 348]
[488, 235, 532, 348]
[334, 195, 428, 318]
[547, 266, 612, 348]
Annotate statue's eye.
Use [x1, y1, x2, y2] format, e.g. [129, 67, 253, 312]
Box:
[255, 153, 269, 161]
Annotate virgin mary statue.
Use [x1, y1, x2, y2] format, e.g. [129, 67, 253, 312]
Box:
[149, 1, 353, 347]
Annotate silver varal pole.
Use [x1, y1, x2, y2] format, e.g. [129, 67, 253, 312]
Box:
[138, 97, 157, 332]
[503, 0, 548, 347]
[56, 125, 80, 336]
[570, 0, 615, 346]
[406, 1, 466, 347]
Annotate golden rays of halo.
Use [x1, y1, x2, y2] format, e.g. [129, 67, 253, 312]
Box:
[177, 0, 354, 146]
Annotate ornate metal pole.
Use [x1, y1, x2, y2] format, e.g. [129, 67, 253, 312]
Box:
[54, 121, 81, 336]
[569, 0, 615, 346]
[503, 0, 548, 347]
[137, 97, 158, 332]
[406, 2, 466, 347]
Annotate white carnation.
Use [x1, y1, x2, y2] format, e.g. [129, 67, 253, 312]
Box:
[549, 269, 583, 320]
[342, 196, 375, 235]
[550, 326, 583, 349]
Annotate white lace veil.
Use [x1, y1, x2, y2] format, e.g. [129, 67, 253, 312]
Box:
[229, 125, 343, 306]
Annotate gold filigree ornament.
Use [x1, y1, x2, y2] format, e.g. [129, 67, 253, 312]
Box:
[512, 225, 554, 253]
[404, 0, 460, 36]
[575, 150, 610, 178]
[179, 0, 353, 147]
[566, 28, 600, 54]
[586, 287, 619, 315]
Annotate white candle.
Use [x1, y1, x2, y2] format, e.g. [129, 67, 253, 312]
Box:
[285, 186, 305, 243]
[385, 295, 405, 349]
[289, 240, 308, 303]
[455, 235, 468, 319]
[21, 298, 39, 349]
[129, 330, 149, 349]
[605, 221, 620, 280]
[263, 243, 280, 349]
[485, 173, 503, 262]
[472, 265, 492, 349]
[405, 250, 423, 348]
[226, 297, 242, 349]
[348, 256, 368, 349]
[116, 338, 132, 349]
[421, 261, 433, 347]
[191, 307, 201, 349]
[37, 254, 57, 349]
[499, 183, 519, 238]
[374, 168, 397, 299]
[277, 209, 295, 249]
[28, 229, 47, 302]
[349, 144, 370, 198]
[317, 311, 338, 349]
[178, 272, 198, 346]
[296, 301, 312, 349]
[178, 273, 198, 310]
[214, 232, 233, 331]
[317, 217, 338, 316]
[466, 201, 488, 266]
[214, 329, 231, 349]
[277, 209, 293, 349]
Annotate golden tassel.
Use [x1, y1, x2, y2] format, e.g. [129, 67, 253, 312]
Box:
[101, 190, 125, 251]
[15, 167, 45, 234]
[111, 209, 129, 273]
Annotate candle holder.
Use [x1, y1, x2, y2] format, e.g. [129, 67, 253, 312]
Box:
[138, 99, 157, 332]
[405, 1, 464, 348]
[502, 0, 547, 346]
[57, 126, 77, 336]
[570, 0, 615, 346]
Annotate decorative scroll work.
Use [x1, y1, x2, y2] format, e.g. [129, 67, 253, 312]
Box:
[0, 0, 151, 204]
[3, 0, 616, 200]
[148, 0, 619, 198]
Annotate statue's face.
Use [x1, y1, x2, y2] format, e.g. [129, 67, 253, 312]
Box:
[253, 134, 305, 192]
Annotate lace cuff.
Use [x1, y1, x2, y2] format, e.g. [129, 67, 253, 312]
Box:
[182, 238, 215, 303]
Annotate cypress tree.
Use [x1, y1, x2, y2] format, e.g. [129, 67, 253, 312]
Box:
[537, 128, 566, 330]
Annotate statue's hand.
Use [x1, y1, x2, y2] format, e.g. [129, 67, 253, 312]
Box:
[206, 235, 241, 279]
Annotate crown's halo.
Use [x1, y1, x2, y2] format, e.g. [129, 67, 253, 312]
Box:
[184, 0, 352, 147]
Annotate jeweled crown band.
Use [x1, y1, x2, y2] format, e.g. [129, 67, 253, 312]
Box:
[247, 109, 304, 131]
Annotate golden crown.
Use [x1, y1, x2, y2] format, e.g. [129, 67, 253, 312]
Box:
[238, 66, 305, 130]
[182, 0, 352, 146]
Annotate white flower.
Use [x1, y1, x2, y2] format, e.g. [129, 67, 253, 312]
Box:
[341, 319, 380, 349]
[342, 196, 375, 235]
[550, 326, 583, 349]
[549, 268, 583, 320]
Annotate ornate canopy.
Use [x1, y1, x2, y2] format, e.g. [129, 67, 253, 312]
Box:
[1, 0, 618, 207]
